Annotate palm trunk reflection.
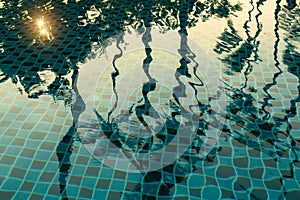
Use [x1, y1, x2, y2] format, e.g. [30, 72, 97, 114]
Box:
[56, 69, 84, 199]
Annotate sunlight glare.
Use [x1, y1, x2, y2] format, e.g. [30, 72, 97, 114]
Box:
[36, 17, 53, 42]
[37, 20, 44, 28]
[40, 29, 47, 35]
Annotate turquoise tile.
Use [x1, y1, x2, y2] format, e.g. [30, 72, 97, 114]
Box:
[0, 0, 299, 199]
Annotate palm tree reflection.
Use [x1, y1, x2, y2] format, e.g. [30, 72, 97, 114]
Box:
[214, 1, 299, 192]
[123, 0, 236, 198]
[0, 0, 243, 199]
[56, 124, 76, 200]
[284, 0, 297, 10]
[280, 4, 299, 116]
[0, 0, 242, 102]
[56, 69, 85, 199]
[280, 3, 299, 181]
[216, 0, 263, 75]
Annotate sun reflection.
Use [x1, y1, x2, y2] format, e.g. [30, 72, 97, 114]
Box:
[37, 20, 44, 28]
[36, 17, 53, 42]
[41, 29, 48, 35]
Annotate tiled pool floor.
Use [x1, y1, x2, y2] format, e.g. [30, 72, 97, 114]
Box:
[0, 0, 300, 199]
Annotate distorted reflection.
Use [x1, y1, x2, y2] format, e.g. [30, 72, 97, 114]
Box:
[0, 0, 299, 199]
[215, 0, 264, 74]
[280, 5, 300, 116]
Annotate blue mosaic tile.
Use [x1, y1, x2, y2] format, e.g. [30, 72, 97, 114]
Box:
[0, 0, 300, 199]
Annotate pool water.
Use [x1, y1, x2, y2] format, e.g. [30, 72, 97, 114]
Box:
[0, 0, 299, 199]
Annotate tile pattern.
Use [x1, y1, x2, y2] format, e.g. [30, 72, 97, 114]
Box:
[0, 0, 300, 199]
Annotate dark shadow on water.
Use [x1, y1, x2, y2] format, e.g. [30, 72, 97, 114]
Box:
[284, 0, 297, 10]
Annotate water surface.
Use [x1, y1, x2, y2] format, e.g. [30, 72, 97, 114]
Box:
[0, 0, 299, 199]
